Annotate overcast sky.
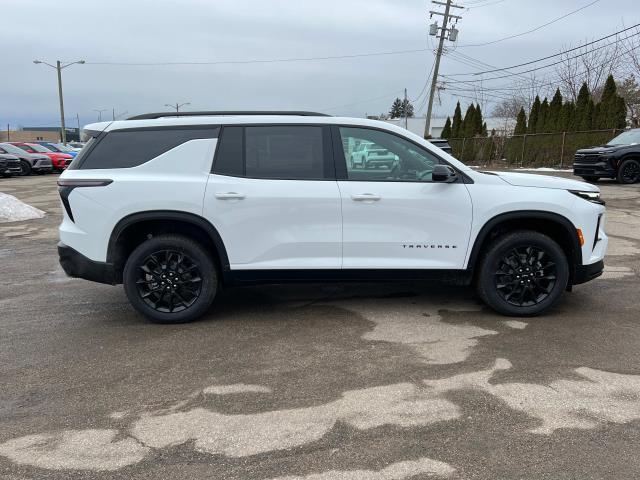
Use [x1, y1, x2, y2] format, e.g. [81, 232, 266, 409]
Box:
[1, 0, 636, 128]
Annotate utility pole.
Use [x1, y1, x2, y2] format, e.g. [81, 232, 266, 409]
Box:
[6, 124, 9, 142]
[76, 114, 80, 140]
[164, 102, 190, 114]
[404, 88, 408, 129]
[33, 59, 84, 145]
[424, 0, 463, 138]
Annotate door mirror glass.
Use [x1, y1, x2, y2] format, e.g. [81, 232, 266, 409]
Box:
[432, 164, 458, 183]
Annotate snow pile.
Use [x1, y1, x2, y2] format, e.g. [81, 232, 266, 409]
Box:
[0, 192, 45, 223]
[516, 167, 573, 172]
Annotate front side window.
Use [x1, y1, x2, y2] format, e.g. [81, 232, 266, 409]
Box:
[339, 127, 440, 182]
[245, 126, 325, 180]
[16, 145, 35, 153]
[26, 144, 51, 153]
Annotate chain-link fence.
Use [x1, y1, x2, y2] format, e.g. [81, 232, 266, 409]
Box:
[447, 128, 624, 168]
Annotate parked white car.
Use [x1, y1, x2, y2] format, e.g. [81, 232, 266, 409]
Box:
[57, 111, 607, 323]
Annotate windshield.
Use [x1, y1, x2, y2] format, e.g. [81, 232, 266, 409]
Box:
[0, 143, 27, 155]
[608, 130, 640, 146]
[27, 144, 52, 153]
[43, 144, 62, 152]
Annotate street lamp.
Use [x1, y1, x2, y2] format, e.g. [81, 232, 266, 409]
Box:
[33, 59, 85, 145]
[93, 109, 108, 122]
[164, 102, 190, 114]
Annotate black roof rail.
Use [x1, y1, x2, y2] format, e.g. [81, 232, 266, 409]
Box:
[127, 111, 331, 120]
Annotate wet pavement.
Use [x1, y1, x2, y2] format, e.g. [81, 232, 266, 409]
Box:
[1, 173, 639, 479]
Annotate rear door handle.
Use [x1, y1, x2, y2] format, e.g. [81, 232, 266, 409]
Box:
[215, 192, 245, 200]
[351, 193, 381, 202]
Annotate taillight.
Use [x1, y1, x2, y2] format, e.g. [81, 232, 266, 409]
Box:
[57, 179, 112, 222]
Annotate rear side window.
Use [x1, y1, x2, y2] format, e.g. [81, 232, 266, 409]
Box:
[213, 126, 244, 176]
[245, 126, 325, 180]
[77, 127, 219, 169]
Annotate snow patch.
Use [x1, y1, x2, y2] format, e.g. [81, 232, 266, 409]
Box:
[203, 384, 272, 395]
[515, 167, 573, 172]
[0, 192, 45, 223]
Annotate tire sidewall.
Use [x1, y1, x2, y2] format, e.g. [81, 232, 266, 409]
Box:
[123, 235, 217, 323]
[478, 231, 569, 316]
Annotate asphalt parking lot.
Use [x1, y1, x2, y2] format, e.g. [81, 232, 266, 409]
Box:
[1, 173, 639, 479]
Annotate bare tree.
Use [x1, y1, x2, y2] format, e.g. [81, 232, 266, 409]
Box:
[555, 37, 622, 101]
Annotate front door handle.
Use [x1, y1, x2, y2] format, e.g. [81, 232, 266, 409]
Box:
[215, 192, 245, 200]
[351, 193, 381, 202]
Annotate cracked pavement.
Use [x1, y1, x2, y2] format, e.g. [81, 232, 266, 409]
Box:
[1, 173, 639, 479]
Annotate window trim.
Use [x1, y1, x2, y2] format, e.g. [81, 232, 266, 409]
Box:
[331, 124, 469, 184]
[211, 124, 335, 181]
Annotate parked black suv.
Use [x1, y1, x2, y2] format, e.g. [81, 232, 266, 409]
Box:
[573, 129, 640, 184]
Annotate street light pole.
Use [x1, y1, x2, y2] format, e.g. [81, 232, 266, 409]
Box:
[93, 109, 107, 122]
[164, 102, 190, 114]
[33, 59, 85, 145]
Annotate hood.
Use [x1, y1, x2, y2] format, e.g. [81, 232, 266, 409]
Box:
[486, 171, 599, 192]
[21, 153, 50, 161]
[576, 145, 626, 155]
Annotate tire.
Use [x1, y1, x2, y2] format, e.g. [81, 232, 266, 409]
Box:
[123, 234, 218, 324]
[20, 161, 31, 176]
[580, 176, 599, 183]
[476, 230, 569, 316]
[617, 159, 640, 184]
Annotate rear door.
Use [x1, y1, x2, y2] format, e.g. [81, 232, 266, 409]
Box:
[334, 126, 473, 269]
[204, 125, 342, 270]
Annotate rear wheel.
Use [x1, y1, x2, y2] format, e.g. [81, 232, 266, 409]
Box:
[617, 159, 640, 184]
[19, 161, 31, 176]
[476, 231, 569, 316]
[123, 234, 217, 323]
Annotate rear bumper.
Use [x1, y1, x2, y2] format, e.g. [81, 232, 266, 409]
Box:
[573, 260, 604, 285]
[58, 241, 116, 285]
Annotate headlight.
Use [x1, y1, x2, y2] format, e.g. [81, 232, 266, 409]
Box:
[570, 190, 605, 205]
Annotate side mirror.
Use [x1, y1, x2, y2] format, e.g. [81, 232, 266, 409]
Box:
[432, 164, 458, 183]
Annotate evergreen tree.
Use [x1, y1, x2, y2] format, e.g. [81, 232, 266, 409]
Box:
[451, 101, 463, 137]
[559, 101, 576, 132]
[547, 89, 563, 132]
[528, 96, 541, 133]
[536, 98, 549, 133]
[475, 104, 484, 135]
[389, 98, 403, 118]
[612, 95, 627, 128]
[401, 99, 415, 118]
[482, 121, 488, 136]
[575, 83, 591, 130]
[441, 117, 452, 138]
[595, 75, 627, 129]
[462, 103, 476, 137]
[514, 107, 527, 134]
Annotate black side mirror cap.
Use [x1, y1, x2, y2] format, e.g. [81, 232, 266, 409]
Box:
[432, 164, 458, 183]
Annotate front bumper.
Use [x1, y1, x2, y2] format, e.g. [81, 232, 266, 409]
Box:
[573, 159, 615, 178]
[573, 260, 604, 285]
[58, 241, 116, 285]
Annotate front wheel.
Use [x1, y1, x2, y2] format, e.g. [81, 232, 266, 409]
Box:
[123, 234, 218, 323]
[476, 231, 569, 316]
[617, 159, 640, 184]
[20, 161, 31, 176]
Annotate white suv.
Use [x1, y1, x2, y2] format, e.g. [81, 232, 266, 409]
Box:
[57, 111, 607, 323]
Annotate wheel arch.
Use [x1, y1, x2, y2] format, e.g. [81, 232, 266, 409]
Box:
[107, 210, 230, 284]
[466, 210, 583, 281]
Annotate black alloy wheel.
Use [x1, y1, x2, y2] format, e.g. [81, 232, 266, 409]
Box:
[123, 234, 217, 323]
[618, 159, 640, 184]
[135, 250, 202, 313]
[494, 246, 557, 307]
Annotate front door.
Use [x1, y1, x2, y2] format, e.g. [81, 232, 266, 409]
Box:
[335, 126, 473, 269]
[204, 125, 342, 270]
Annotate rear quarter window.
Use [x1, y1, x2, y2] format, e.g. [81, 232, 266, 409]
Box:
[77, 127, 219, 170]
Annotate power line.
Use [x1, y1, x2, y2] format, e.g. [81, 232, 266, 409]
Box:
[446, 24, 640, 76]
[457, 0, 602, 47]
[442, 30, 640, 84]
[320, 90, 403, 112]
[85, 48, 431, 67]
